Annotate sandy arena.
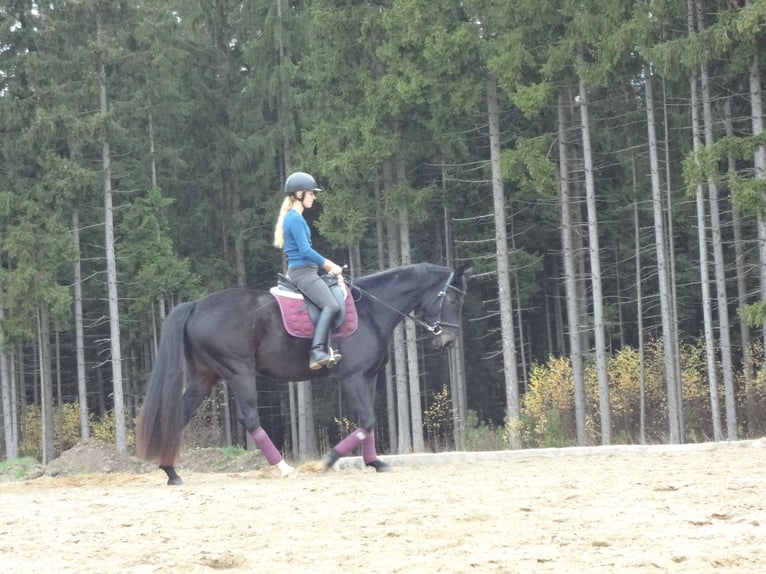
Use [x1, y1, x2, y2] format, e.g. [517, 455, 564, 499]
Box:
[1, 440, 765, 573]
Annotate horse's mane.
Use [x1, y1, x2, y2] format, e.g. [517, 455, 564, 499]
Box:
[352, 262, 450, 290]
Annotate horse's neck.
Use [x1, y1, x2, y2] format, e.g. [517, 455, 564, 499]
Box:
[362, 265, 443, 329]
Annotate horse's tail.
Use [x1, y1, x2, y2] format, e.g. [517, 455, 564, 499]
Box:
[135, 301, 196, 464]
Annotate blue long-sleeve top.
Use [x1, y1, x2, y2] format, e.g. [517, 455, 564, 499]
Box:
[283, 209, 326, 268]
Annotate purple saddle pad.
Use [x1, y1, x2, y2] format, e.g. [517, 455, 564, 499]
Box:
[270, 285, 358, 339]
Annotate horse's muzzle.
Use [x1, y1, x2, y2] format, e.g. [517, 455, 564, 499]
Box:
[432, 332, 457, 350]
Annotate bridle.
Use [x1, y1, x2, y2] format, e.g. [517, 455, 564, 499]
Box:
[348, 271, 465, 336]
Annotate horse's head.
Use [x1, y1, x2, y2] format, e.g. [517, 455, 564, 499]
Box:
[421, 265, 472, 350]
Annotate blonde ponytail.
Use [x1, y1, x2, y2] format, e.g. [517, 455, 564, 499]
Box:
[273, 196, 297, 248]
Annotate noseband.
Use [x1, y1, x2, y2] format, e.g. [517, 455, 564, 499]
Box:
[425, 271, 465, 336]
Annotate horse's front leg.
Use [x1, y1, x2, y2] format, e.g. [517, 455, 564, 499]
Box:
[324, 374, 391, 472]
[361, 431, 390, 472]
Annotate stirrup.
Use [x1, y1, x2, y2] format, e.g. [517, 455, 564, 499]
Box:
[326, 347, 342, 368]
[309, 348, 331, 370]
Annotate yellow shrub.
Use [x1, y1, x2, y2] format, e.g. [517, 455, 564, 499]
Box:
[19, 403, 91, 460]
[522, 356, 579, 445]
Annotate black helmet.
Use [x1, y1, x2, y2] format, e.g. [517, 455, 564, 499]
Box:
[284, 172, 321, 195]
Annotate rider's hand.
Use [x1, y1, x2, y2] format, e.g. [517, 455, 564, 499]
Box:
[325, 261, 344, 277]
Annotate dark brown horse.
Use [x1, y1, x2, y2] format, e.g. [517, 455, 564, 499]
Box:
[135, 263, 471, 484]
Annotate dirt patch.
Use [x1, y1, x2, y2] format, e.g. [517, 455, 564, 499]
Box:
[43, 438, 156, 477]
[1, 441, 765, 573]
[0, 439, 271, 482]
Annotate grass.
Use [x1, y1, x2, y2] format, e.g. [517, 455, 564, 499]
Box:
[0, 457, 42, 482]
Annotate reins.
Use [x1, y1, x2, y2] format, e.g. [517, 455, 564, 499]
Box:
[345, 271, 464, 336]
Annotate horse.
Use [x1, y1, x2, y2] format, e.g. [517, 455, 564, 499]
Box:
[135, 262, 471, 484]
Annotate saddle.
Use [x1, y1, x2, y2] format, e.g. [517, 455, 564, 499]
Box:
[270, 273, 358, 339]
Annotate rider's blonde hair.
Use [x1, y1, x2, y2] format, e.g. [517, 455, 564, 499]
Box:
[273, 195, 300, 249]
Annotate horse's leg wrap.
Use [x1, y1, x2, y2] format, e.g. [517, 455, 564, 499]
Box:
[334, 428, 370, 457]
[323, 429, 366, 471]
[362, 431, 378, 464]
[251, 427, 283, 465]
[251, 427, 295, 476]
[362, 432, 391, 472]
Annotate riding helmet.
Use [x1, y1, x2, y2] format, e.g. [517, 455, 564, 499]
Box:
[284, 172, 321, 195]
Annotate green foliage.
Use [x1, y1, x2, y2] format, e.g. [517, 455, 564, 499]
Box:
[739, 302, 766, 329]
[462, 410, 507, 452]
[0, 457, 42, 482]
[519, 407, 574, 449]
[119, 186, 200, 309]
[220, 446, 247, 458]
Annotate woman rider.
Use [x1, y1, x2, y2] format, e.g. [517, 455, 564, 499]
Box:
[273, 171, 344, 370]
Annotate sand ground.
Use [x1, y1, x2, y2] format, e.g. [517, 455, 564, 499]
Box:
[1, 440, 764, 573]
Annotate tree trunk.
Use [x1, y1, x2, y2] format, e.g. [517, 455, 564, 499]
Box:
[634, 201, 646, 444]
[98, 14, 126, 454]
[0, 276, 17, 460]
[375, 177, 397, 453]
[686, 1, 721, 441]
[579, 74, 611, 445]
[558, 92, 587, 445]
[486, 74, 520, 447]
[645, 64, 682, 443]
[288, 381, 298, 458]
[725, 96, 754, 435]
[38, 303, 55, 464]
[746, 0, 766, 366]
[442, 165, 467, 450]
[381, 161, 410, 454]
[661, 79, 684, 434]
[297, 380, 317, 459]
[72, 209, 90, 440]
[397, 159, 424, 453]
[697, 2, 736, 439]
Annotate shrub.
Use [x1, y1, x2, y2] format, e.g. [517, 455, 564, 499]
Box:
[19, 404, 133, 461]
[522, 356, 579, 444]
[424, 385, 453, 451]
[463, 410, 506, 451]
[20, 403, 88, 460]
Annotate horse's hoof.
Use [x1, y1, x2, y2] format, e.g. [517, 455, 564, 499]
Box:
[323, 450, 341, 471]
[281, 465, 297, 478]
[365, 459, 391, 473]
[167, 476, 184, 486]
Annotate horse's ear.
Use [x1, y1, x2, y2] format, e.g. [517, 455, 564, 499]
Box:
[455, 265, 473, 281]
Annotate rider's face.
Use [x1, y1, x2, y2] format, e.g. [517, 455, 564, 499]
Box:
[302, 190, 317, 208]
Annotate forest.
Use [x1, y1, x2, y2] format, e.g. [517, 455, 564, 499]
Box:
[2, 0, 766, 465]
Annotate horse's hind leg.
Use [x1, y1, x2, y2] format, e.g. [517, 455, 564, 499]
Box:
[160, 371, 216, 486]
[226, 373, 295, 477]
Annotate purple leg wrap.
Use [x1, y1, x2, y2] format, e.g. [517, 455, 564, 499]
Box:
[251, 427, 282, 466]
[334, 428, 370, 457]
[362, 431, 378, 464]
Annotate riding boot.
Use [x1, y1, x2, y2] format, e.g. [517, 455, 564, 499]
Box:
[309, 307, 335, 370]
